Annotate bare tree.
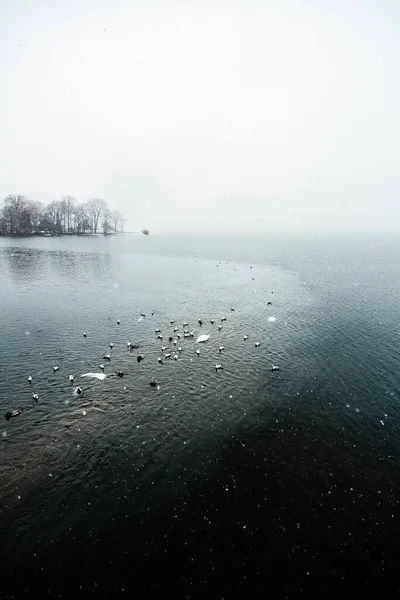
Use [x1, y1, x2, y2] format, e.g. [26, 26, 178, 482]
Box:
[1, 195, 41, 236]
[45, 201, 63, 234]
[62, 196, 76, 233]
[73, 203, 90, 234]
[85, 198, 107, 234]
[109, 210, 124, 234]
[101, 209, 113, 234]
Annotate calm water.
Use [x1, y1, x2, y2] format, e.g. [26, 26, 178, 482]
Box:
[1, 233, 400, 598]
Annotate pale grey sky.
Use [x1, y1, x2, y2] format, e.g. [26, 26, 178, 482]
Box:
[0, 0, 399, 232]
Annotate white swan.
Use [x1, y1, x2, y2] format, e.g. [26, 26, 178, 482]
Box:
[196, 334, 210, 343]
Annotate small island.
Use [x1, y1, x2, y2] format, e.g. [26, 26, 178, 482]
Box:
[0, 194, 125, 236]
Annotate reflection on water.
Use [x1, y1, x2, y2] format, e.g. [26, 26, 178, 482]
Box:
[0, 246, 113, 284]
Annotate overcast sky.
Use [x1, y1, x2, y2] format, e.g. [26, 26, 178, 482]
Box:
[0, 0, 399, 232]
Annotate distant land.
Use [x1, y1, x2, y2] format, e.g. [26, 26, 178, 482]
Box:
[0, 194, 125, 237]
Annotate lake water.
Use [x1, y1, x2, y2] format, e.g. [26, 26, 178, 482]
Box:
[1, 233, 400, 598]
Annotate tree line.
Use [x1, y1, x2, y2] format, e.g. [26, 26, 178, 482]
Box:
[0, 195, 125, 237]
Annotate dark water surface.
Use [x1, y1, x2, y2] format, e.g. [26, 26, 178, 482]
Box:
[1, 233, 400, 598]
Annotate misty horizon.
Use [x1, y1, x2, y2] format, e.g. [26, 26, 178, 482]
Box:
[1, 0, 399, 233]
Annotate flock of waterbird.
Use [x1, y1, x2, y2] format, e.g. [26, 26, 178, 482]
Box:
[4, 305, 280, 422]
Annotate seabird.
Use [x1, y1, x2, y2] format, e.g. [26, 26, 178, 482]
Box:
[221, 317, 227, 322]
[174, 327, 179, 333]
[177, 333, 181, 339]
[196, 349, 200, 356]
[230, 308, 235, 312]
[32, 393, 39, 402]
[174, 354, 178, 360]
[219, 346, 224, 352]
[5, 408, 22, 421]
[76, 386, 83, 395]
[271, 365, 280, 372]
[117, 319, 120, 325]
[169, 336, 173, 343]
[157, 334, 163, 340]
[170, 320, 175, 325]
[140, 313, 146, 317]
[150, 378, 158, 387]
[198, 319, 203, 326]
[103, 354, 111, 360]
[83, 332, 87, 338]
[99, 364, 105, 371]
[190, 332, 194, 337]
[117, 371, 124, 378]
[164, 353, 171, 359]
[267, 301, 272, 306]
[137, 355, 144, 362]
[255, 342, 260, 347]
[215, 364, 223, 372]
[28, 375, 32, 383]
[210, 319, 215, 324]
[155, 328, 161, 333]
[173, 339, 177, 345]
[243, 335, 248, 340]
[158, 357, 163, 364]
[183, 322, 188, 327]
[196, 334, 210, 343]
[151, 311, 155, 316]
[218, 325, 222, 331]
[53, 366, 59, 372]
[129, 343, 139, 350]
[178, 347, 182, 353]
[110, 343, 114, 350]
[69, 374, 74, 382]
[161, 346, 167, 352]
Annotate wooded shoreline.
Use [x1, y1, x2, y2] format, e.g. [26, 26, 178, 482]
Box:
[0, 195, 125, 237]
